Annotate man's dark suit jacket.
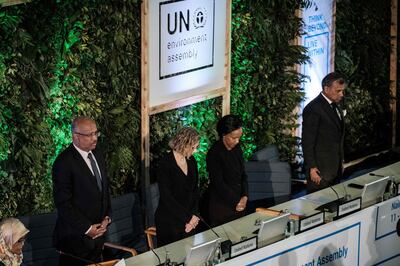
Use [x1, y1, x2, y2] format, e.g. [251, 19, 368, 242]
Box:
[302, 93, 345, 193]
[52, 144, 111, 261]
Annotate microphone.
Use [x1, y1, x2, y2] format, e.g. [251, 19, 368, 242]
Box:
[198, 215, 232, 255]
[163, 249, 171, 266]
[330, 186, 340, 201]
[151, 248, 161, 265]
[341, 182, 351, 201]
[319, 186, 345, 213]
[58, 250, 101, 266]
[369, 173, 385, 177]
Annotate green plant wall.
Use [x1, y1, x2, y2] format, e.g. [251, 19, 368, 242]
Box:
[336, 0, 392, 160]
[0, 0, 394, 217]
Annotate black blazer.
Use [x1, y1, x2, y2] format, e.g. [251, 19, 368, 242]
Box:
[302, 93, 345, 186]
[207, 140, 248, 226]
[52, 144, 111, 254]
[155, 152, 199, 246]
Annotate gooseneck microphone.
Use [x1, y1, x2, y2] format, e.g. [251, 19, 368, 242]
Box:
[198, 215, 232, 255]
[330, 186, 340, 201]
[58, 250, 101, 266]
[151, 248, 161, 265]
[198, 215, 221, 239]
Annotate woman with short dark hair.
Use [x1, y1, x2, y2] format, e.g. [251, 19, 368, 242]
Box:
[207, 115, 249, 226]
[155, 127, 201, 246]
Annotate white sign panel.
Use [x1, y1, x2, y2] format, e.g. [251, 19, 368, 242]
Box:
[148, 0, 227, 108]
[375, 196, 400, 240]
[301, 0, 334, 107]
[233, 223, 360, 266]
[159, 0, 214, 79]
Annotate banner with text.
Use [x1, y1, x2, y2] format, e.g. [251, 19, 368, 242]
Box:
[148, 0, 227, 108]
[301, 0, 334, 107]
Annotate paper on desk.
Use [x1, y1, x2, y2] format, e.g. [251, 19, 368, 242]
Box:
[114, 258, 126, 266]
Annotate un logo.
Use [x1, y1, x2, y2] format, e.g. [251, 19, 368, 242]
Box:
[193, 7, 207, 29]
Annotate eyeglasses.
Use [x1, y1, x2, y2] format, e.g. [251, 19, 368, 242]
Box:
[73, 131, 101, 137]
[16, 237, 26, 244]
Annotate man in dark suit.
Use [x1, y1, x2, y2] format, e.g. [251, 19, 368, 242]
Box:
[52, 117, 111, 265]
[302, 72, 347, 193]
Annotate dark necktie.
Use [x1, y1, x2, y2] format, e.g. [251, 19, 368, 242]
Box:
[331, 103, 341, 120]
[88, 153, 102, 192]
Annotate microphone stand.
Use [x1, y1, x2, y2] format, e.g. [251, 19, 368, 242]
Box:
[198, 216, 232, 257]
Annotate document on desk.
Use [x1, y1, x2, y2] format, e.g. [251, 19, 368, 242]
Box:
[115, 259, 126, 266]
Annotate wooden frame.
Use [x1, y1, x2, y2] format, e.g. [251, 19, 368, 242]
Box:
[0, 0, 31, 7]
[141, 0, 232, 188]
[331, 0, 336, 72]
[390, 0, 398, 147]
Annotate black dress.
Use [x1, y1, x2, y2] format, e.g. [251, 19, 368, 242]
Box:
[207, 140, 248, 227]
[155, 152, 200, 247]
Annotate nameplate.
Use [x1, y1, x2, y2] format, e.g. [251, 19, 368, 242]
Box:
[298, 212, 324, 233]
[230, 236, 257, 259]
[337, 197, 361, 218]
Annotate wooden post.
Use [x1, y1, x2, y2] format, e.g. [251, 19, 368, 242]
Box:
[222, 0, 232, 116]
[390, 0, 398, 147]
[141, 0, 150, 189]
[331, 0, 336, 71]
[293, 8, 303, 139]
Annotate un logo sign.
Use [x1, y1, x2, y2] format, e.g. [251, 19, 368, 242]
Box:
[193, 7, 207, 29]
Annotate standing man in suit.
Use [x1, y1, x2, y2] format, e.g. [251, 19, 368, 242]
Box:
[52, 117, 111, 265]
[302, 72, 347, 193]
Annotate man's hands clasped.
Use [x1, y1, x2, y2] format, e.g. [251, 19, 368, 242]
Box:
[87, 216, 111, 239]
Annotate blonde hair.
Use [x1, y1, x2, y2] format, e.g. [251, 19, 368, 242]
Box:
[168, 127, 199, 155]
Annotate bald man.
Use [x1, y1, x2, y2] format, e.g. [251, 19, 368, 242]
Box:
[302, 72, 347, 193]
[52, 117, 111, 265]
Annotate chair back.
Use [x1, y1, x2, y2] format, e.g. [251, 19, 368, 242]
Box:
[19, 212, 59, 266]
[245, 161, 291, 202]
[105, 193, 146, 256]
[145, 183, 159, 227]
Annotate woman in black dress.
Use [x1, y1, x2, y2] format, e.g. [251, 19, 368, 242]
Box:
[155, 127, 201, 247]
[207, 115, 248, 227]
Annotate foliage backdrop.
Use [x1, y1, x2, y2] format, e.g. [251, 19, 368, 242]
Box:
[336, 0, 392, 160]
[0, 0, 393, 217]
